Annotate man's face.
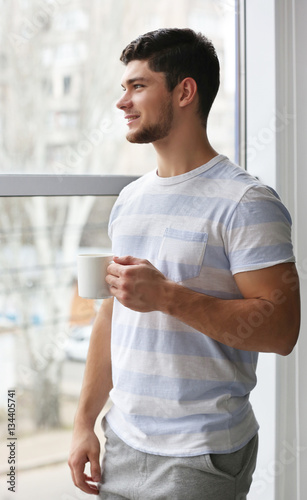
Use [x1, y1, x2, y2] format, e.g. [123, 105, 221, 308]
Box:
[116, 60, 174, 144]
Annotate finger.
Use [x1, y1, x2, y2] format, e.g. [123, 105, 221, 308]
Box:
[113, 255, 142, 266]
[69, 463, 76, 488]
[90, 454, 102, 483]
[72, 472, 99, 495]
[71, 462, 99, 495]
[106, 261, 121, 277]
[83, 475, 100, 495]
[76, 475, 100, 495]
[105, 274, 119, 289]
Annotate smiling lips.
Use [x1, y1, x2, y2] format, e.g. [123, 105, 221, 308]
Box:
[125, 114, 140, 124]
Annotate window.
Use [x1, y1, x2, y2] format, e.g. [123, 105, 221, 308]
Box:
[0, 1, 240, 498]
[0, 0, 237, 176]
[55, 42, 88, 65]
[42, 77, 53, 96]
[0, 193, 116, 496]
[54, 9, 89, 32]
[47, 111, 79, 130]
[63, 75, 72, 95]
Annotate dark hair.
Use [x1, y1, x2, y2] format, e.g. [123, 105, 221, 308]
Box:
[120, 28, 220, 126]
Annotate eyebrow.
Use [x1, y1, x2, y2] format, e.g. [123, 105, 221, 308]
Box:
[121, 77, 150, 88]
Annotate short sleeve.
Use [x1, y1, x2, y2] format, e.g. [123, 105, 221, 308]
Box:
[225, 185, 295, 275]
[107, 185, 130, 241]
[108, 198, 119, 241]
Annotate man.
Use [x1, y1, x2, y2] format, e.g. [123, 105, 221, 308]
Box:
[68, 28, 300, 499]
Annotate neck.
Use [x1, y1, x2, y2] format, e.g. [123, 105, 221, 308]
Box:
[153, 122, 219, 178]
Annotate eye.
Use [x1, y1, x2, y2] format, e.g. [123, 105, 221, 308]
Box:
[134, 84, 144, 89]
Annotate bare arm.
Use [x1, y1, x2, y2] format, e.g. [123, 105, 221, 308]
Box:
[161, 263, 300, 355]
[107, 257, 300, 356]
[68, 297, 113, 495]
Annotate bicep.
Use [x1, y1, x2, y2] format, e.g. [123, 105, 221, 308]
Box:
[234, 262, 299, 300]
[234, 263, 300, 352]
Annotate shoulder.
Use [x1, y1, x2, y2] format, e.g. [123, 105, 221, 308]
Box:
[204, 157, 262, 202]
[201, 158, 286, 226]
[108, 169, 156, 229]
[235, 183, 292, 226]
[117, 169, 156, 203]
[217, 160, 284, 203]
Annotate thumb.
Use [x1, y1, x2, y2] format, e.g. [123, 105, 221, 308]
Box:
[89, 453, 101, 482]
[113, 255, 142, 266]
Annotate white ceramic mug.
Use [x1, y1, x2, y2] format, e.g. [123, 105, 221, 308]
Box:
[77, 253, 113, 299]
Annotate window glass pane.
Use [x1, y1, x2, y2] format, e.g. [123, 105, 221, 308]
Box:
[0, 0, 236, 175]
[0, 1, 239, 497]
[0, 195, 115, 497]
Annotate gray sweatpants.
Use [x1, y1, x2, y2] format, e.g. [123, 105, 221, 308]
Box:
[98, 421, 258, 500]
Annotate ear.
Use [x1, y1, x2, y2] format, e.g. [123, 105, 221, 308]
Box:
[178, 77, 198, 108]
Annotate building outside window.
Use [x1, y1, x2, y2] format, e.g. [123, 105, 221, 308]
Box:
[0, 1, 240, 498]
[63, 75, 72, 95]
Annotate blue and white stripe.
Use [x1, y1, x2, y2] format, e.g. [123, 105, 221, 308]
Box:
[106, 155, 295, 456]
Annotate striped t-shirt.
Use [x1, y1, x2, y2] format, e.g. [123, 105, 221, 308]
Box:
[105, 155, 295, 456]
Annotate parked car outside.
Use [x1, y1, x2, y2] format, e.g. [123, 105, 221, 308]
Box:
[65, 325, 92, 362]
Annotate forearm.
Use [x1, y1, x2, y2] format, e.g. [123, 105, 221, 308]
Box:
[74, 297, 113, 430]
[107, 257, 300, 356]
[161, 281, 297, 355]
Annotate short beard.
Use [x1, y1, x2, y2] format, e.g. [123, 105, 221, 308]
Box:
[126, 99, 174, 144]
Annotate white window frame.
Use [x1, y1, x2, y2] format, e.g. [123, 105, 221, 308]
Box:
[0, 175, 138, 197]
[244, 1, 277, 499]
[274, 1, 306, 500]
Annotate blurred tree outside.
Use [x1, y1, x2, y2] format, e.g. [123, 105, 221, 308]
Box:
[0, 0, 236, 430]
[0, 0, 127, 429]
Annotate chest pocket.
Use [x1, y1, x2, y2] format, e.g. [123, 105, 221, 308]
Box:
[157, 228, 208, 282]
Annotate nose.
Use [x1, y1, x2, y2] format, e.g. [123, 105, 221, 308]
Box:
[116, 92, 132, 111]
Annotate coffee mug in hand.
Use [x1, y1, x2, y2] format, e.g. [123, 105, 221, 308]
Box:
[77, 254, 113, 299]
